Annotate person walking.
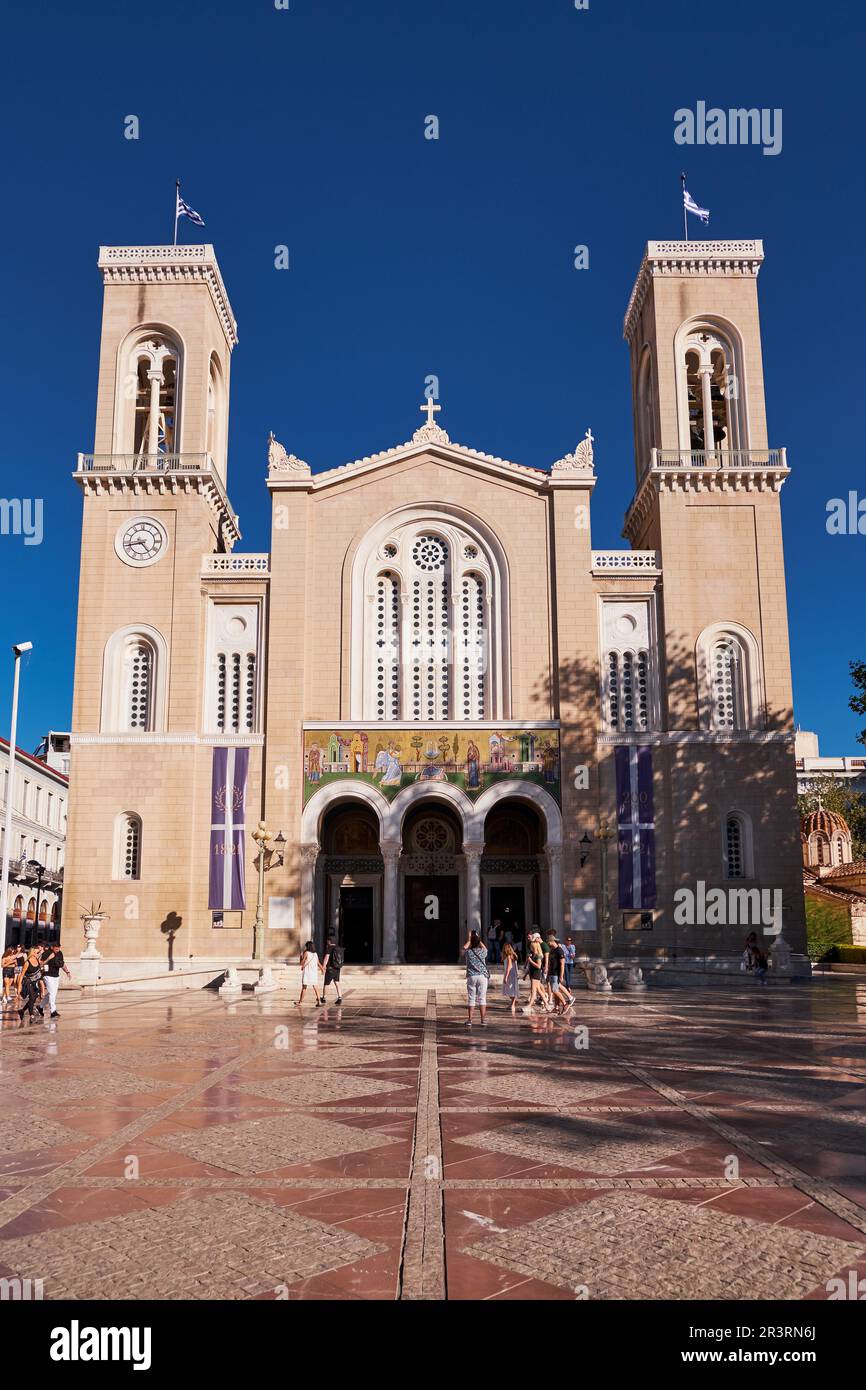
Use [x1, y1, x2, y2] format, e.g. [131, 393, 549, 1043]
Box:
[295, 940, 322, 1006]
[564, 936, 576, 990]
[546, 931, 574, 1015]
[41, 941, 71, 1018]
[487, 919, 501, 966]
[319, 934, 344, 1005]
[16, 946, 45, 1026]
[2, 946, 18, 1007]
[522, 933, 549, 1014]
[501, 942, 520, 1016]
[462, 930, 490, 1026]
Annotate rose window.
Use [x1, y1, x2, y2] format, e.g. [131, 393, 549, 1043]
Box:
[414, 818, 450, 852]
[411, 535, 447, 571]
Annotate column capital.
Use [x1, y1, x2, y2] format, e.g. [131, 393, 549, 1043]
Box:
[299, 843, 319, 867]
[462, 842, 484, 862]
[381, 841, 402, 864]
[545, 843, 563, 866]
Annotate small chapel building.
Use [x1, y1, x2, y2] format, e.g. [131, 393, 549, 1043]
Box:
[62, 238, 808, 977]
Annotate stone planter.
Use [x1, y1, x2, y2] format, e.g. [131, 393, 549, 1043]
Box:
[81, 913, 109, 961]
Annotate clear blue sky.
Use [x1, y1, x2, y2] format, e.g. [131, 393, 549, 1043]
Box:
[1, 0, 863, 753]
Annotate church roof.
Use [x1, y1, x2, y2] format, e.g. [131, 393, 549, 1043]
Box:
[801, 808, 851, 840]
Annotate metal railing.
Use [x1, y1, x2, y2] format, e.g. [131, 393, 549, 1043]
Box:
[76, 453, 214, 474]
[651, 448, 787, 471]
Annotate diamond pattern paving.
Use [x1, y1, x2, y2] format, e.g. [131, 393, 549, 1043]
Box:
[1, 1072, 172, 1104]
[147, 1111, 401, 1175]
[0, 1192, 388, 1300]
[453, 1114, 702, 1172]
[235, 1072, 412, 1105]
[461, 1192, 866, 1300]
[0, 1112, 84, 1152]
[451, 1071, 638, 1106]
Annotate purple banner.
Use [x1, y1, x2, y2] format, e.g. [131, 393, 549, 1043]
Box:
[614, 746, 656, 911]
[208, 746, 249, 912]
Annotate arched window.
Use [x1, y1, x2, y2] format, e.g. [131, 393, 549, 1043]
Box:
[26, 898, 36, 926]
[38, 901, 48, 927]
[12, 896, 23, 924]
[634, 345, 655, 475]
[675, 318, 748, 456]
[102, 626, 168, 734]
[113, 812, 142, 880]
[206, 353, 226, 473]
[354, 511, 507, 720]
[696, 623, 763, 732]
[205, 604, 260, 734]
[724, 812, 753, 879]
[710, 636, 745, 730]
[815, 835, 828, 866]
[119, 332, 182, 458]
[601, 601, 655, 733]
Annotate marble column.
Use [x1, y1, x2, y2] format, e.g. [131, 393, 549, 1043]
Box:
[463, 843, 484, 940]
[299, 844, 318, 950]
[381, 842, 401, 963]
[699, 366, 715, 452]
[147, 369, 162, 455]
[546, 843, 564, 936]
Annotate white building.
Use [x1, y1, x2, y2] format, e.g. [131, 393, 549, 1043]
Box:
[795, 730, 866, 796]
[1, 735, 68, 945]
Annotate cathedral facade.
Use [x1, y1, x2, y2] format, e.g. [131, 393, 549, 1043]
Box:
[63, 238, 807, 975]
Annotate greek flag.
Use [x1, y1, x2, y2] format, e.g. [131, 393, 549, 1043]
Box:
[683, 188, 710, 224]
[176, 191, 205, 227]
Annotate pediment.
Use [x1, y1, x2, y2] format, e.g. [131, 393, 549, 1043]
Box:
[266, 427, 595, 493]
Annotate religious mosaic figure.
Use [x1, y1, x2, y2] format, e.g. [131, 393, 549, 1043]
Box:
[307, 744, 322, 782]
[374, 742, 402, 787]
[466, 739, 481, 789]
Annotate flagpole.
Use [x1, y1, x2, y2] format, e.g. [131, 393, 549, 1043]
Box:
[680, 172, 689, 241]
[173, 180, 180, 246]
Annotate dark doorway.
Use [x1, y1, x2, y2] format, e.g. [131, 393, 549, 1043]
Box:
[489, 885, 526, 951]
[340, 886, 375, 963]
[404, 876, 459, 963]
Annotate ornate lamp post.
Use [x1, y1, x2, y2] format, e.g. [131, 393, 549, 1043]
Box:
[26, 859, 46, 948]
[595, 820, 615, 960]
[251, 822, 285, 961]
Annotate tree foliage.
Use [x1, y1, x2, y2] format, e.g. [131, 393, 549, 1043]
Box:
[850, 660, 866, 749]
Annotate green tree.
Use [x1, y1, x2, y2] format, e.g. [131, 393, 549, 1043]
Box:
[798, 775, 866, 860]
[850, 660, 866, 749]
[805, 896, 852, 962]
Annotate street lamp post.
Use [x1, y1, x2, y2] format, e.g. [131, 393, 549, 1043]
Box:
[251, 822, 285, 962]
[0, 642, 33, 950]
[596, 819, 615, 960]
[27, 860, 45, 949]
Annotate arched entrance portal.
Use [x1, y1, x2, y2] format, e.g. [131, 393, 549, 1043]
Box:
[400, 803, 464, 963]
[320, 802, 382, 963]
[482, 801, 544, 954]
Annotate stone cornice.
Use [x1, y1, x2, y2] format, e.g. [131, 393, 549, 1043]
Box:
[73, 466, 241, 549]
[267, 437, 554, 493]
[621, 460, 789, 545]
[97, 245, 239, 349]
[623, 240, 764, 343]
[70, 733, 264, 746]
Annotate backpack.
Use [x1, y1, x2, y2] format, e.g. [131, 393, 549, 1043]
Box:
[328, 944, 344, 970]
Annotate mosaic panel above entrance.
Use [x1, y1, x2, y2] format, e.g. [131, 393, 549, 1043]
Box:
[303, 726, 561, 805]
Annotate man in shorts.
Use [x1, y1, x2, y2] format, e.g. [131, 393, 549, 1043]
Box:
[545, 931, 574, 1015]
[320, 934, 344, 1005]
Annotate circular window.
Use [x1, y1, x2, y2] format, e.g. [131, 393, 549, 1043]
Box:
[381, 541, 398, 560]
[463, 543, 478, 560]
[413, 818, 451, 852]
[412, 535, 447, 571]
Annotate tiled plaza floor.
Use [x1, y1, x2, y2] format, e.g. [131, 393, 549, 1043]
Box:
[1, 977, 865, 1300]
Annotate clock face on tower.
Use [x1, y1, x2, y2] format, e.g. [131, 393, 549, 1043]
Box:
[115, 516, 168, 568]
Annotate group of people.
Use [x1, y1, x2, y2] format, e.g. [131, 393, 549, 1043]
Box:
[463, 925, 578, 1025]
[1, 940, 70, 1025]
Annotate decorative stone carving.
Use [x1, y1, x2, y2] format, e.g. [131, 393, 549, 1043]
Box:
[219, 966, 243, 998]
[267, 432, 311, 474]
[412, 421, 451, 446]
[623, 964, 647, 992]
[770, 934, 793, 975]
[588, 962, 612, 992]
[551, 428, 594, 473]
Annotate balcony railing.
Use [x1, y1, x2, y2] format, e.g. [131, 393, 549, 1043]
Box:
[202, 554, 270, 575]
[650, 448, 787, 471]
[592, 550, 660, 574]
[76, 453, 214, 474]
